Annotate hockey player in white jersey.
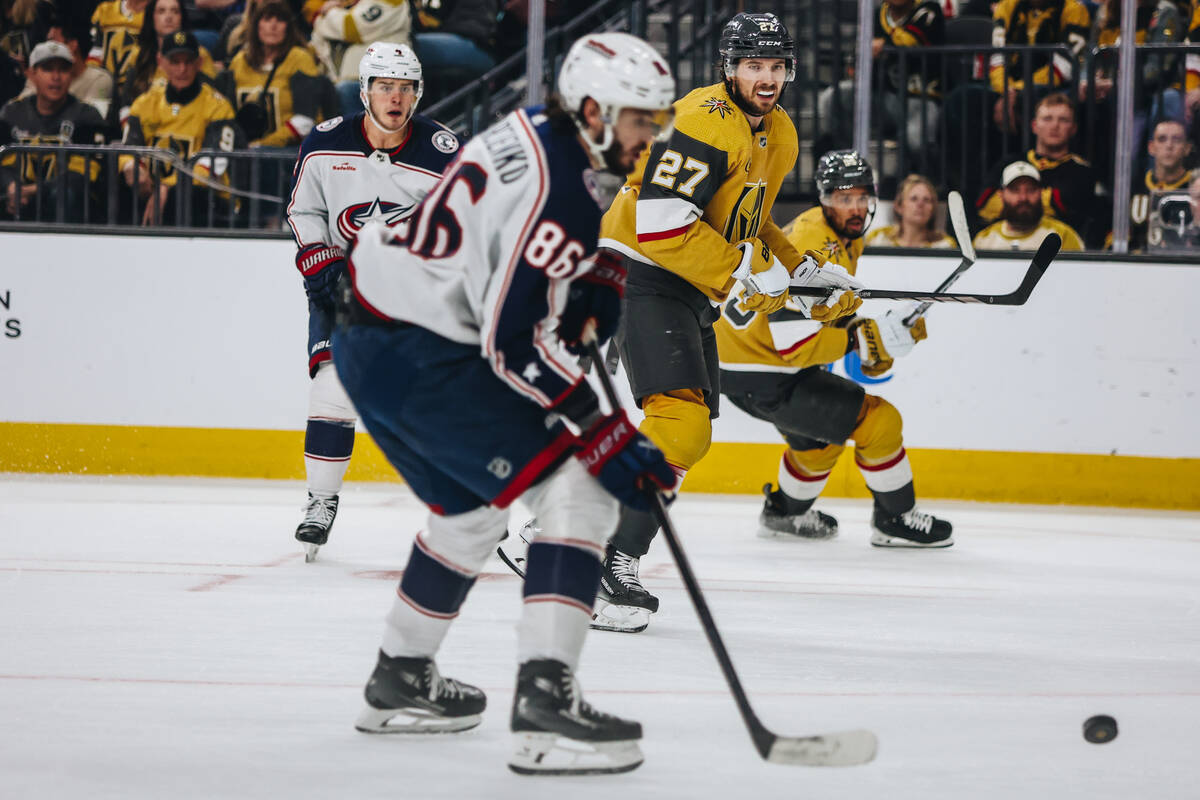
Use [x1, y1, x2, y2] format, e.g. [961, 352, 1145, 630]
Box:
[331, 34, 677, 774]
[286, 41, 460, 562]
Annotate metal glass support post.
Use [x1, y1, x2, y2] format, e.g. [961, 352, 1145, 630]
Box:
[852, 0, 875, 158]
[1110, 0, 1137, 253]
[526, 0, 546, 106]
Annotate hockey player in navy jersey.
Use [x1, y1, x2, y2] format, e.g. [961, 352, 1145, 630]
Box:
[332, 34, 677, 774]
[286, 41, 461, 562]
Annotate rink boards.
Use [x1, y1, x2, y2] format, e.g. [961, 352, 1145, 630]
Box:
[2, 231, 1198, 508]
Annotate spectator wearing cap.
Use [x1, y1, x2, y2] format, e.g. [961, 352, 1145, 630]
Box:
[0, 40, 107, 221]
[17, 17, 115, 123]
[117, 0, 218, 122]
[120, 30, 245, 225]
[974, 93, 1105, 246]
[972, 160, 1085, 251]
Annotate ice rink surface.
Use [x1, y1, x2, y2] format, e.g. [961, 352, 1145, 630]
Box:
[1, 475, 1197, 799]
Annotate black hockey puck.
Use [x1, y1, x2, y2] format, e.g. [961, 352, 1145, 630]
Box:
[1083, 715, 1118, 744]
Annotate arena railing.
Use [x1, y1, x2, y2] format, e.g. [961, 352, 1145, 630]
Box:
[0, 143, 296, 236]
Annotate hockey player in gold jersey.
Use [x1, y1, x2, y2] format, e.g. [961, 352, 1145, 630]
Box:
[120, 31, 245, 225]
[717, 150, 953, 548]
[594, 13, 861, 628]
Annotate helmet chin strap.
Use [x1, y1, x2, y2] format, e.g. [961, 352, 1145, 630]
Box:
[362, 92, 409, 137]
[575, 113, 616, 171]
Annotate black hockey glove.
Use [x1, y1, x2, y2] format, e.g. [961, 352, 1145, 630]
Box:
[557, 250, 625, 355]
[576, 411, 676, 512]
[296, 243, 347, 308]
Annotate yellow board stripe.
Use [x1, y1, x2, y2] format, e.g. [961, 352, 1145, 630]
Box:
[3, 423, 1198, 510]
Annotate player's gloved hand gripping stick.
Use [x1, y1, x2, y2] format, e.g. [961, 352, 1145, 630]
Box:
[584, 339, 879, 767]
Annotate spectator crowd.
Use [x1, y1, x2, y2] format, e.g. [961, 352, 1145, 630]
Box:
[820, 0, 1200, 253]
[0, 0, 556, 225]
[4, 0, 1200, 250]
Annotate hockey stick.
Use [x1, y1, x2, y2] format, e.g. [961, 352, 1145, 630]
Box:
[585, 340, 878, 767]
[903, 190, 977, 326]
[791, 232, 1060, 305]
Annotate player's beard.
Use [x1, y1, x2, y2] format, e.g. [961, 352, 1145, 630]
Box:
[822, 206, 869, 241]
[727, 79, 781, 118]
[1005, 199, 1043, 230]
[601, 139, 641, 176]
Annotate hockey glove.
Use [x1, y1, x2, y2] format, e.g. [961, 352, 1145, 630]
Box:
[733, 238, 790, 314]
[576, 411, 676, 512]
[296, 243, 347, 308]
[558, 251, 626, 355]
[791, 250, 863, 322]
[852, 309, 928, 375]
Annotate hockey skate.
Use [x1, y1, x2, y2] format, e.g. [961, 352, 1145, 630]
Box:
[496, 519, 538, 578]
[509, 658, 643, 776]
[591, 544, 657, 634]
[870, 506, 953, 548]
[295, 493, 338, 562]
[354, 650, 486, 734]
[758, 483, 838, 540]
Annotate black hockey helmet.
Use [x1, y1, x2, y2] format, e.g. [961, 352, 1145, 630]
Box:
[719, 13, 796, 82]
[815, 150, 877, 198]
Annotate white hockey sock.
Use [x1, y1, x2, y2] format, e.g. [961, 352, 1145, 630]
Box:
[304, 450, 352, 497]
[380, 590, 455, 659]
[516, 601, 591, 672]
[858, 449, 914, 495]
[778, 454, 829, 502]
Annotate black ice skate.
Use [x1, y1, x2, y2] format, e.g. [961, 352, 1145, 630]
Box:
[354, 650, 486, 734]
[509, 658, 643, 776]
[295, 493, 338, 562]
[870, 506, 953, 548]
[758, 484, 839, 540]
[592, 544, 657, 634]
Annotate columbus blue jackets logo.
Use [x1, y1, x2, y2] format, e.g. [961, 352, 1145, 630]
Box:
[701, 97, 733, 118]
[336, 198, 412, 241]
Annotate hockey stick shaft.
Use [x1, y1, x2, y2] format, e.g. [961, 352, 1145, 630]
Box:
[583, 340, 774, 757]
[790, 232, 1060, 305]
[903, 191, 976, 326]
[584, 341, 877, 766]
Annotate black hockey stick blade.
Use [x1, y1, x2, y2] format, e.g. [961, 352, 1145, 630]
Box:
[792, 232, 1060, 305]
[584, 340, 879, 767]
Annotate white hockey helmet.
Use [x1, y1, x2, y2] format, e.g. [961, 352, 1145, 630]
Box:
[557, 33, 676, 163]
[359, 41, 423, 123]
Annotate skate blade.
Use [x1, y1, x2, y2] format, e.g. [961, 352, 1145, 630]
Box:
[870, 531, 954, 548]
[354, 705, 482, 734]
[303, 543, 320, 563]
[757, 524, 837, 541]
[590, 602, 649, 633]
[508, 732, 643, 776]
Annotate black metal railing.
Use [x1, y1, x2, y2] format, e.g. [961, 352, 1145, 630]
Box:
[0, 143, 296, 233]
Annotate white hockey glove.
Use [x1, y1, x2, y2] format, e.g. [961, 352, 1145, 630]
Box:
[790, 249, 863, 322]
[852, 308, 928, 377]
[733, 238, 790, 314]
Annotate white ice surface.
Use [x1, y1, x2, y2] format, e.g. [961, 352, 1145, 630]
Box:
[1, 476, 1198, 799]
